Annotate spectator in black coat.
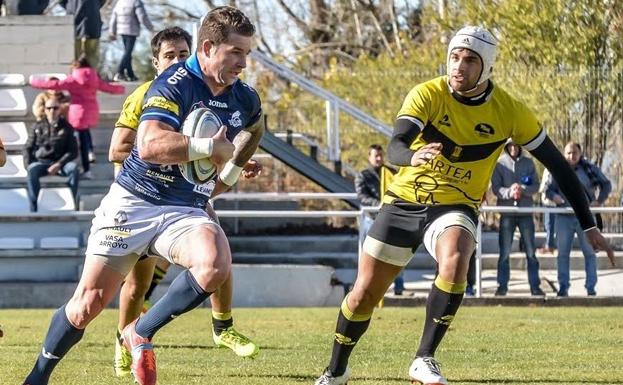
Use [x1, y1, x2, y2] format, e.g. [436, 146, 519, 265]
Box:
[60, 0, 105, 68]
[23, 98, 79, 211]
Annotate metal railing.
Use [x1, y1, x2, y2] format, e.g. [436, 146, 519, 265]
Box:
[1, 192, 620, 300]
[250, 50, 392, 162]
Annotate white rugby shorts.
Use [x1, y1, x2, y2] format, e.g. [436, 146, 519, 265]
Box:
[85, 183, 220, 274]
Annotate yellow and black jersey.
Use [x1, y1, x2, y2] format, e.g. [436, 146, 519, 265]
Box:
[385, 75, 545, 210]
[115, 80, 153, 131]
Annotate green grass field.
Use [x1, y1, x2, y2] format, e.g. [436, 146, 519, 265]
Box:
[1, 307, 622, 385]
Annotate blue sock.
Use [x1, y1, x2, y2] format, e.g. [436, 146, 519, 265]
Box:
[24, 305, 84, 385]
[135, 270, 210, 339]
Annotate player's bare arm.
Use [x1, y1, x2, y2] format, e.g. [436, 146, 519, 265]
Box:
[211, 117, 264, 197]
[529, 135, 615, 266]
[231, 117, 265, 167]
[137, 120, 233, 164]
[109, 126, 136, 162]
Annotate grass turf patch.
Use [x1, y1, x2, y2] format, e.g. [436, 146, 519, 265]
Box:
[1, 307, 622, 384]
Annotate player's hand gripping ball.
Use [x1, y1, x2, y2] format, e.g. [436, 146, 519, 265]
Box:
[179, 107, 222, 184]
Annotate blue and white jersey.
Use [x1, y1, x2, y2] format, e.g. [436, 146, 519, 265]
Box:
[116, 53, 262, 208]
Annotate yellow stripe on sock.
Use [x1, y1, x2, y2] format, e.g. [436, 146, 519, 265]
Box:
[434, 276, 467, 294]
[153, 266, 167, 279]
[212, 311, 232, 321]
[340, 295, 372, 322]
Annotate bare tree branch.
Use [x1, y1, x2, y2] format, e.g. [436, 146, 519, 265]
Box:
[275, 0, 310, 35]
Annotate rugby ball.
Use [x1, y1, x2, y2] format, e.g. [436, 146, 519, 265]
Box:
[179, 107, 222, 184]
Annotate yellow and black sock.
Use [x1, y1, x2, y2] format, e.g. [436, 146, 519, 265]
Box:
[144, 265, 167, 302]
[212, 311, 233, 336]
[416, 276, 465, 357]
[328, 296, 372, 377]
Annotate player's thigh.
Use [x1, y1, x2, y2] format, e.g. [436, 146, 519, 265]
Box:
[67, 254, 129, 326]
[125, 256, 158, 294]
[151, 212, 231, 272]
[424, 209, 478, 280]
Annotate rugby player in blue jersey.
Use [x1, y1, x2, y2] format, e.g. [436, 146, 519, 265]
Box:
[23, 7, 264, 385]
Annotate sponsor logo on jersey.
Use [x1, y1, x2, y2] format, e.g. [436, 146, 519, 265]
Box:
[426, 158, 472, 182]
[134, 185, 161, 201]
[449, 145, 462, 161]
[474, 123, 495, 137]
[208, 99, 228, 108]
[166, 67, 188, 85]
[190, 101, 207, 111]
[146, 169, 175, 183]
[438, 114, 451, 127]
[144, 96, 180, 115]
[228, 111, 242, 127]
[193, 180, 215, 197]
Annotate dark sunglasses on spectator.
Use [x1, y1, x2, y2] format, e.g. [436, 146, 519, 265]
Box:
[46, 106, 60, 110]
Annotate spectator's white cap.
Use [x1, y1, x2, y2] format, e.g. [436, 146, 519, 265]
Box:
[447, 26, 497, 85]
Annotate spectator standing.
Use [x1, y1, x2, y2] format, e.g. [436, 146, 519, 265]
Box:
[32, 82, 71, 121]
[491, 140, 544, 296]
[29, 55, 125, 178]
[355, 144, 404, 295]
[23, 98, 79, 212]
[538, 168, 557, 254]
[60, 0, 105, 68]
[109, 0, 155, 82]
[545, 141, 612, 296]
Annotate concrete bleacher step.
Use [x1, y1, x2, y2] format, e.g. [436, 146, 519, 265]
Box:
[0, 73, 26, 87]
[37, 187, 76, 212]
[89, 162, 114, 180]
[0, 121, 27, 150]
[0, 187, 30, 213]
[0, 154, 27, 181]
[78, 193, 105, 211]
[0, 237, 34, 249]
[0, 88, 27, 116]
[40, 236, 80, 249]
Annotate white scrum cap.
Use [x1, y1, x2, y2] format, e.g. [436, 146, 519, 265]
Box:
[447, 26, 497, 85]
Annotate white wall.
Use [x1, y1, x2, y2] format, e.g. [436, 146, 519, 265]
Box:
[0, 15, 74, 76]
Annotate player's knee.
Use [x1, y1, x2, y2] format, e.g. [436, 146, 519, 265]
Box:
[348, 285, 377, 311]
[67, 289, 106, 328]
[124, 279, 150, 300]
[192, 263, 230, 291]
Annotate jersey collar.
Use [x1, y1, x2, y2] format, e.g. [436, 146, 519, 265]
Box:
[448, 80, 494, 106]
[185, 53, 203, 79]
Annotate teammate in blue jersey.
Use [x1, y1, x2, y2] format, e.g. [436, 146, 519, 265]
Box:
[22, 7, 264, 385]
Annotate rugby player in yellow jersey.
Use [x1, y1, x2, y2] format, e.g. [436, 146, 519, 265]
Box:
[109, 26, 259, 378]
[314, 26, 614, 385]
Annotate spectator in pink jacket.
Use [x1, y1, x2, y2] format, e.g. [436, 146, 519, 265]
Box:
[30, 54, 125, 178]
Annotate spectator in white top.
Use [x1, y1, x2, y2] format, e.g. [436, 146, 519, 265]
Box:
[109, 0, 154, 81]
